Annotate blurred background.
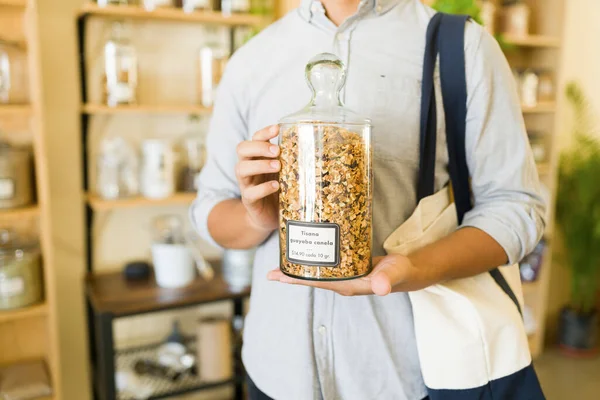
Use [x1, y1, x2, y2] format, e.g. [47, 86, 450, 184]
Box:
[0, 0, 598, 399]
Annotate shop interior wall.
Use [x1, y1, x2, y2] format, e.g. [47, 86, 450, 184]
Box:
[546, 0, 600, 342]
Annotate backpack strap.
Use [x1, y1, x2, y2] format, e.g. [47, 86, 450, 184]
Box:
[419, 13, 522, 315]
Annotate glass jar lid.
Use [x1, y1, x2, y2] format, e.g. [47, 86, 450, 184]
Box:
[0, 229, 39, 264]
[279, 53, 371, 126]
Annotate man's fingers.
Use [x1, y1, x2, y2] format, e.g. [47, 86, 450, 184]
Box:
[237, 140, 280, 160]
[241, 181, 279, 204]
[252, 125, 280, 142]
[236, 159, 280, 180]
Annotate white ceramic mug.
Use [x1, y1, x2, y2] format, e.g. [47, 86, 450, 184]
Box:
[152, 243, 196, 288]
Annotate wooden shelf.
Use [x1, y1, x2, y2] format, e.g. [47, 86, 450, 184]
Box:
[504, 34, 561, 48]
[537, 163, 551, 176]
[82, 103, 212, 115]
[87, 193, 196, 211]
[78, 3, 268, 27]
[86, 264, 250, 316]
[0, 303, 47, 324]
[522, 281, 540, 297]
[0, 0, 27, 7]
[0, 205, 40, 221]
[0, 104, 33, 116]
[522, 102, 556, 114]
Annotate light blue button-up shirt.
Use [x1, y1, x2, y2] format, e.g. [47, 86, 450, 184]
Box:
[191, 0, 546, 398]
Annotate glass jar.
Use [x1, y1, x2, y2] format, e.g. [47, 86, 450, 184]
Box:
[520, 69, 539, 108]
[178, 116, 207, 192]
[143, 0, 174, 11]
[96, 136, 139, 199]
[528, 132, 548, 163]
[97, 0, 130, 6]
[182, 0, 214, 12]
[278, 53, 373, 280]
[502, 0, 530, 37]
[0, 142, 34, 209]
[0, 46, 10, 104]
[537, 70, 555, 103]
[197, 40, 229, 108]
[104, 22, 138, 107]
[140, 139, 176, 199]
[0, 230, 43, 310]
[221, 0, 250, 15]
[480, 0, 497, 35]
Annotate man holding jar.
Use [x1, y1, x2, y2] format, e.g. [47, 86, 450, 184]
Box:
[190, 0, 546, 399]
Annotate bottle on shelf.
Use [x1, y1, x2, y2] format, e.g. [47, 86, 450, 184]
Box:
[0, 141, 34, 209]
[103, 22, 138, 107]
[140, 139, 176, 199]
[0, 46, 10, 104]
[181, 0, 215, 13]
[220, 0, 250, 17]
[97, 0, 131, 7]
[178, 115, 207, 192]
[96, 136, 139, 200]
[197, 31, 229, 108]
[142, 0, 175, 11]
[502, 0, 530, 37]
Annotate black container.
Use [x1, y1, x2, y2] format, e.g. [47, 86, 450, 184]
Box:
[558, 307, 599, 355]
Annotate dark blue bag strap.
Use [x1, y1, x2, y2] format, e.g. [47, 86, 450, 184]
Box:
[419, 13, 522, 316]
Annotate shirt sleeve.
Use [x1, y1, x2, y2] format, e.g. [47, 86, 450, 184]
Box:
[189, 62, 248, 248]
[461, 24, 547, 264]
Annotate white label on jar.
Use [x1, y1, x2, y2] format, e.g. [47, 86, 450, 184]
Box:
[0, 178, 15, 199]
[0, 277, 25, 297]
[286, 221, 340, 267]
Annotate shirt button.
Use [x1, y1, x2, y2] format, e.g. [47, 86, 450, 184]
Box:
[318, 325, 327, 335]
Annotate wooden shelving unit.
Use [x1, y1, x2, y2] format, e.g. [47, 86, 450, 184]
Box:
[0, 104, 33, 115]
[522, 101, 556, 114]
[0, 0, 62, 397]
[0, 205, 39, 220]
[79, 3, 269, 26]
[504, 34, 561, 48]
[87, 192, 196, 211]
[0, 303, 48, 324]
[82, 103, 211, 115]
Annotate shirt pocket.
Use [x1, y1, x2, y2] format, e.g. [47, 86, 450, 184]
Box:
[370, 75, 422, 164]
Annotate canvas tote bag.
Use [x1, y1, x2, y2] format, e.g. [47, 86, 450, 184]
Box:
[383, 14, 545, 399]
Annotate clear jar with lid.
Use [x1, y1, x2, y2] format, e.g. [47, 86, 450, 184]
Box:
[278, 53, 373, 280]
[0, 230, 43, 310]
[0, 45, 10, 104]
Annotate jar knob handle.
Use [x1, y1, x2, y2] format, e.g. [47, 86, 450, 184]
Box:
[305, 53, 346, 107]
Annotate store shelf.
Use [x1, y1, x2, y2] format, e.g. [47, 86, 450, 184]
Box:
[87, 193, 196, 212]
[82, 103, 212, 115]
[0, 205, 40, 221]
[522, 101, 556, 114]
[86, 265, 250, 316]
[537, 163, 551, 176]
[0, 303, 47, 324]
[0, 104, 33, 116]
[78, 3, 268, 27]
[0, 0, 27, 7]
[115, 339, 236, 400]
[504, 34, 561, 48]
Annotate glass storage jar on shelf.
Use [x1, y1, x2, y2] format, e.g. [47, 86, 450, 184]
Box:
[104, 22, 138, 107]
[140, 139, 176, 199]
[143, 0, 174, 11]
[0, 230, 43, 311]
[178, 115, 207, 192]
[181, 0, 214, 12]
[502, 0, 530, 37]
[97, 0, 131, 7]
[96, 136, 139, 200]
[278, 53, 373, 281]
[220, 0, 250, 15]
[0, 45, 9, 104]
[0, 142, 34, 209]
[197, 38, 229, 108]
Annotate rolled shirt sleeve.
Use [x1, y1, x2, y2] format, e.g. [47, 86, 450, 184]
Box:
[189, 59, 247, 248]
[461, 24, 547, 264]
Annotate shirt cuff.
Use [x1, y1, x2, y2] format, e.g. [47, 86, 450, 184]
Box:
[189, 193, 231, 249]
[460, 213, 522, 265]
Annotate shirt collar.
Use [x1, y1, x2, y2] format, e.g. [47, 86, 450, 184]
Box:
[299, 0, 401, 21]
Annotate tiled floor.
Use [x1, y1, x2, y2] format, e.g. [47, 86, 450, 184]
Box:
[535, 349, 600, 399]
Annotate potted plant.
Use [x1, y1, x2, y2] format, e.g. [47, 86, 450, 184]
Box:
[555, 82, 600, 356]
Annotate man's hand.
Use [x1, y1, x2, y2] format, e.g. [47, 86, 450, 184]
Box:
[267, 254, 439, 296]
[235, 125, 281, 232]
